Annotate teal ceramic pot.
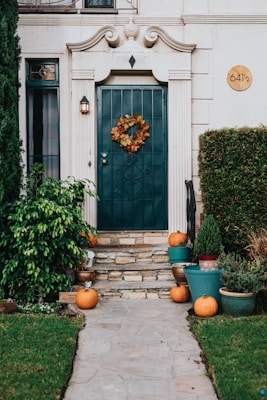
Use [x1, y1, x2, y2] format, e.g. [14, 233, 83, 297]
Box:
[219, 287, 256, 317]
[168, 247, 191, 264]
[184, 265, 222, 308]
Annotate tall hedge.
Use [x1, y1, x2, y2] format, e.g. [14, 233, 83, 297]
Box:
[199, 127, 267, 252]
[0, 0, 23, 214]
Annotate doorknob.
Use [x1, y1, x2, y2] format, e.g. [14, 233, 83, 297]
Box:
[102, 159, 108, 165]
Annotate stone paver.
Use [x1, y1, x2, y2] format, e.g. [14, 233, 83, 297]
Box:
[64, 299, 218, 400]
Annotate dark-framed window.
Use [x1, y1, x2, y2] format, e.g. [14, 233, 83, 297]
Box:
[19, 0, 75, 6]
[85, 0, 114, 8]
[26, 60, 60, 179]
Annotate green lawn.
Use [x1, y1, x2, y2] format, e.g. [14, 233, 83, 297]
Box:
[188, 314, 267, 400]
[1, 310, 266, 400]
[0, 313, 84, 400]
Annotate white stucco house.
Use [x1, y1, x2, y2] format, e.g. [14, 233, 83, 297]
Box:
[17, 0, 267, 242]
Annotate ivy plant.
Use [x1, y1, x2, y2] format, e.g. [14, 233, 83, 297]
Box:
[0, 163, 98, 303]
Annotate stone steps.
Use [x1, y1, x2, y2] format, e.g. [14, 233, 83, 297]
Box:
[72, 232, 177, 300]
[92, 259, 175, 299]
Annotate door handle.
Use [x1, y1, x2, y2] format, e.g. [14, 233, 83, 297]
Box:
[102, 159, 108, 165]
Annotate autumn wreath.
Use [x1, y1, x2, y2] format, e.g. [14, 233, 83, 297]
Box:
[111, 114, 150, 154]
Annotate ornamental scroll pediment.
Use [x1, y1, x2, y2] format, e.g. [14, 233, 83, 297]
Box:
[67, 22, 196, 54]
[144, 26, 196, 53]
[67, 25, 120, 51]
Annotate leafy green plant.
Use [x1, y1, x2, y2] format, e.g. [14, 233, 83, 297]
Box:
[218, 250, 266, 293]
[193, 214, 223, 256]
[0, 286, 5, 301]
[0, 163, 98, 303]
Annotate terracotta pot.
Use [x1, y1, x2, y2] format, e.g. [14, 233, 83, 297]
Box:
[75, 270, 96, 285]
[199, 255, 219, 271]
[172, 263, 197, 285]
[0, 301, 17, 314]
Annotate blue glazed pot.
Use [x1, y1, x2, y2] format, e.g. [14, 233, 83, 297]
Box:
[168, 247, 191, 264]
[219, 287, 256, 317]
[184, 265, 222, 308]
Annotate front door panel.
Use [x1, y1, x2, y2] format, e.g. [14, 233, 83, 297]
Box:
[97, 85, 167, 230]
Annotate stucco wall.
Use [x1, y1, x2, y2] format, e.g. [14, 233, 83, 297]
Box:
[18, 0, 267, 230]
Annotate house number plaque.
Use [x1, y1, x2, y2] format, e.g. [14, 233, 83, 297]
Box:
[227, 65, 252, 91]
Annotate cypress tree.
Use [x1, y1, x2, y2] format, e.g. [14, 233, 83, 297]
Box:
[0, 0, 23, 214]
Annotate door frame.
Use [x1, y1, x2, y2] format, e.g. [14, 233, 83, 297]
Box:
[67, 24, 195, 233]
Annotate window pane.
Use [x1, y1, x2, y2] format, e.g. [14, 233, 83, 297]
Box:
[31, 64, 56, 81]
[85, 0, 114, 8]
[28, 89, 60, 178]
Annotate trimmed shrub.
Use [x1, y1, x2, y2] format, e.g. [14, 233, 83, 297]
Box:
[199, 127, 267, 252]
[0, 1, 23, 214]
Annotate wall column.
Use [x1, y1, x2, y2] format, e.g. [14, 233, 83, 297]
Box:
[71, 69, 97, 226]
[168, 70, 192, 233]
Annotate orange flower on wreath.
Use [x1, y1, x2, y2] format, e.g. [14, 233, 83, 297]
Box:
[111, 114, 150, 154]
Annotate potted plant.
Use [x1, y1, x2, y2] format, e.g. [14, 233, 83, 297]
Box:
[74, 248, 96, 285]
[167, 230, 195, 285]
[193, 214, 223, 270]
[0, 163, 98, 304]
[183, 215, 223, 307]
[0, 286, 16, 314]
[218, 250, 266, 317]
[246, 227, 267, 311]
[168, 230, 192, 263]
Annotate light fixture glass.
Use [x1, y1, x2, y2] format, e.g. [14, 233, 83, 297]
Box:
[80, 96, 90, 114]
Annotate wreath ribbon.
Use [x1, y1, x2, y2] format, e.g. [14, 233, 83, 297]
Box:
[111, 114, 150, 154]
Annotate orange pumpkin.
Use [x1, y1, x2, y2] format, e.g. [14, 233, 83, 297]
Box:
[170, 284, 189, 303]
[168, 231, 188, 247]
[194, 295, 218, 317]
[76, 288, 99, 309]
[88, 232, 98, 247]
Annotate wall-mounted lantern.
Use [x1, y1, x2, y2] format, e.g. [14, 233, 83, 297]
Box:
[80, 96, 90, 114]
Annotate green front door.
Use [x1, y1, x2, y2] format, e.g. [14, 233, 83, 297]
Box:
[97, 85, 167, 230]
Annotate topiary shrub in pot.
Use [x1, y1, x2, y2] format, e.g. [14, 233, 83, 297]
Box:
[0, 163, 98, 304]
[217, 250, 266, 317]
[193, 214, 223, 270]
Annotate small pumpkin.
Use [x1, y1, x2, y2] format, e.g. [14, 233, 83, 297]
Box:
[88, 232, 98, 247]
[76, 288, 99, 309]
[168, 231, 188, 247]
[170, 284, 189, 303]
[194, 295, 218, 317]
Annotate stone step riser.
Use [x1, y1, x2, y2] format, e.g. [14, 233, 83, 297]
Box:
[93, 247, 169, 266]
[98, 289, 172, 300]
[95, 269, 174, 282]
[97, 231, 169, 247]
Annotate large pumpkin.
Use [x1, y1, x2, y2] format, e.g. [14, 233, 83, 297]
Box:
[194, 295, 218, 317]
[170, 284, 189, 303]
[168, 231, 188, 247]
[76, 288, 99, 309]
